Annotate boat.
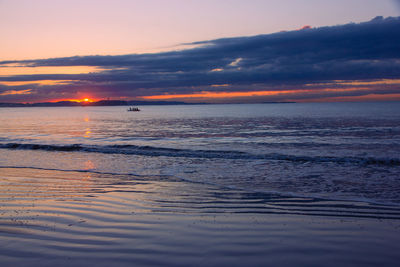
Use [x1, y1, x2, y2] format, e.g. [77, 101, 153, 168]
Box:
[127, 107, 140, 112]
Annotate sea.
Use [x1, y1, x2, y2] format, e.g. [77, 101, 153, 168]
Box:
[1, 102, 400, 266]
[1, 102, 400, 205]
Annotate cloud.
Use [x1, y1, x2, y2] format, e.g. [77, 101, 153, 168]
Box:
[1, 16, 400, 102]
[0, 89, 32, 96]
[297, 25, 312, 30]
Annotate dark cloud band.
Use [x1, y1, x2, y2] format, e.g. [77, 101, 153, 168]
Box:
[1, 16, 400, 102]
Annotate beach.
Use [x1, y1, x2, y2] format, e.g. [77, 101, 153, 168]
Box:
[1, 166, 400, 266]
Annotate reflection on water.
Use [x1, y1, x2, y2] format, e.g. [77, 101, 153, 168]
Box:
[84, 114, 91, 138]
[84, 128, 91, 138]
[1, 167, 400, 266]
[0, 168, 98, 200]
[1, 103, 400, 265]
[84, 160, 95, 170]
[2, 167, 400, 218]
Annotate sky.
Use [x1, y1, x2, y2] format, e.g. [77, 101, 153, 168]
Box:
[0, 0, 400, 103]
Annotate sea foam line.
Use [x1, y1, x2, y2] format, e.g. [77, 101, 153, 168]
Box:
[1, 142, 400, 166]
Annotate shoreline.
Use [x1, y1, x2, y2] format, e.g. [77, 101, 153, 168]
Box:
[1, 167, 400, 266]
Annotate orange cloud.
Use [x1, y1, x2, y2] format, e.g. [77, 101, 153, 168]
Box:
[0, 66, 105, 76]
[210, 68, 224, 72]
[0, 80, 74, 86]
[141, 90, 297, 100]
[307, 79, 400, 87]
[0, 89, 32, 96]
[298, 25, 312, 30]
[141, 87, 374, 100]
[210, 84, 230, 87]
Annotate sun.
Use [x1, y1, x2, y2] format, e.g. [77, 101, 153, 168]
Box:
[80, 98, 94, 104]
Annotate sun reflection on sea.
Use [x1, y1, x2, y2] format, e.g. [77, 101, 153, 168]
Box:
[84, 129, 91, 138]
[84, 160, 95, 170]
[83, 115, 91, 138]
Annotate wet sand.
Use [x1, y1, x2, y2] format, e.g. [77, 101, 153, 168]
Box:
[1, 167, 400, 266]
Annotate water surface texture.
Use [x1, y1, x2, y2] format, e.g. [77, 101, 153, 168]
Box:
[1, 102, 399, 204]
[1, 102, 400, 266]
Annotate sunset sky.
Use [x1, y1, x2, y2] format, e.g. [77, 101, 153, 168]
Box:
[1, 0, 400, 103]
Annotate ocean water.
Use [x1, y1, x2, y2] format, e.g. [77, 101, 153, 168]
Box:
[2, 102, 400, 266]
[1, 102, 400, 205]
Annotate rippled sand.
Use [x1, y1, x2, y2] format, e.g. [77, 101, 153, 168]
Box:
[1, 167, 400, 266]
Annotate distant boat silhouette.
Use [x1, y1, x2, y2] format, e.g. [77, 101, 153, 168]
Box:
[127, 107, 140, 112]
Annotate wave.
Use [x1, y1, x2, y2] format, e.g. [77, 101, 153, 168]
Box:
[2, 165, 400, 214]
[1, 142, 400, 166]
[255, 141, 400, 149]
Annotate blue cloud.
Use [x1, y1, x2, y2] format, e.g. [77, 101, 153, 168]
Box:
[1, 16, 400, 102]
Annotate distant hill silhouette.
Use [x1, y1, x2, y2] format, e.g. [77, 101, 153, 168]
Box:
[0, 100, 295, 107]
[0, 100, 195, 107]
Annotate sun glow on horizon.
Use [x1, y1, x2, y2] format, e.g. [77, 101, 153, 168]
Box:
[79, 98, 94, 103]
[48, 97, 95, 103]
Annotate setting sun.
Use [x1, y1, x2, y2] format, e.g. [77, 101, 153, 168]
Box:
[81, 98, 94, 103]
